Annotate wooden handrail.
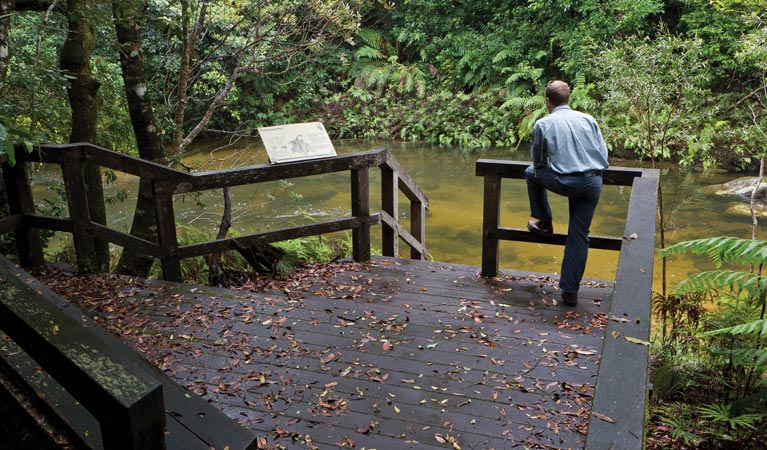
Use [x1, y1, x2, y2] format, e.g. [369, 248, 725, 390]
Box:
[475, 159, 660, 450]
[0, 253, 166, 450]
[4, 142, 429, 279]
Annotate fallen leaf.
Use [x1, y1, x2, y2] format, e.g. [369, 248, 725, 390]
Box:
[592, 411, 615, 423]
[624, 336, 650, 346]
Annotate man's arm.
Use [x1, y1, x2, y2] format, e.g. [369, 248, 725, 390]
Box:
[530, 124, 547, 171]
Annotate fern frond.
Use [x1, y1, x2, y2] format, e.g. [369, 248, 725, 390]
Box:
[673, 269, 767, 297]
[663, 237, 767, 268]
[704, 319, 767, 337]
[356, 45, 385, 60]
[356, 28, 385, 50]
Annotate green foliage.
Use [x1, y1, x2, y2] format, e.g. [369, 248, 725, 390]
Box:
[652, 235, 767, 446]
[706, 319, 767, 337]
[594, 25, 711, 166]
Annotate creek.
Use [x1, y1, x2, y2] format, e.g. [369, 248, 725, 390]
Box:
[31, 138, 757, 293]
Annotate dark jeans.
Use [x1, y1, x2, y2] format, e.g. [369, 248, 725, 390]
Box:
[524, 165, 602, 294]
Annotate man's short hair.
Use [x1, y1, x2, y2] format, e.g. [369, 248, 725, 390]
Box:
[546, 80, 570, 107]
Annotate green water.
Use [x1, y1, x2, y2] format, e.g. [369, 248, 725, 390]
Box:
[31, 139, 755, 292]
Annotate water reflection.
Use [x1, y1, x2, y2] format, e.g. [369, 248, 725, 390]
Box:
[30, 139, 756, 293]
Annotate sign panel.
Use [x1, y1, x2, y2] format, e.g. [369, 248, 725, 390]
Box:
[258, 122, 337, 164]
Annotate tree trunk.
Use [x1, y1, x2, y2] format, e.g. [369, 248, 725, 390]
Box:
[111, 0, 167, 277]
[60, 0, 109, 272]
[0, 0, 11, 96]
[169, 0, 207, 159]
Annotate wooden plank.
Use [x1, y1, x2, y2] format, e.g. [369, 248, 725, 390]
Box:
[88, 223, 164, 258]
[82, 144, 187, 180]
[380, 165, 399, 257]
[173, 149, 387, 194]
[380, 211, 427, 258]
[25, 214, 73, 233]
[175, 215, 381, 259]
[48, 260, 610, 450]
[0, 214, 21, 234]
[475, 159, 644, 187]
[382, 150, 429, 206]
[493, 227, 623, 251]
[152, 180, 182, 282]
[586, 174, 658, 450]
[410, 199, 426, 259]
[1, 161, 44, 267]
[0, 255, 259, 450]
[1, 335, 103, 449]
[0, 258, 166, 450]
[13, 143, 184, 181]
[61, 158, 98, 272]
[351, 167, 371, 262]
[480, 174, 502, 276]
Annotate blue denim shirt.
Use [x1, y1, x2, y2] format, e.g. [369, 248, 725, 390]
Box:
[530, 105, 609, 175]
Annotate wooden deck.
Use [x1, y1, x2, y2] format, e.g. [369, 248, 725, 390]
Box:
[38, 257, 615, 450]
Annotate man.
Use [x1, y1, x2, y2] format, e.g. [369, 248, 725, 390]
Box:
[525, 80, 609, 307]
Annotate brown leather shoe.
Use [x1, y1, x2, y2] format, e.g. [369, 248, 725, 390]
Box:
[527, 219, 553, 237]
[562, 291, 578, 307]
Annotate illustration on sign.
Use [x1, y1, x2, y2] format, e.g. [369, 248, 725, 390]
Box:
[258, 122, 337, 164]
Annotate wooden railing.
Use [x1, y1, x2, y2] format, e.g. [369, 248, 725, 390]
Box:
[1, 143, 429, 281]
[475, 159, 660, 450]
[0, 252, 167, 450]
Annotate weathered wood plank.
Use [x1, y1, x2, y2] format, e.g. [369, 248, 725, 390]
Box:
[382, 150, 429, 206]
[173, 149, 387, 194]
[0, 214, 21, 234]
[175, 215, 381, 259]
[46, 258, 608, 450]
[0, 255, 260, 450]
[380, 165, 399, 256]
[480, 174, 502, 276]
[1, 161, 44, 267]
[60, 158, 98, 272]
[586, 173, 658, 450]
[89, 222, 164, 258]
[380, 211, 428, 259]
[475, 159, 643, 187]
[25, 214, 73, 233]
[351, 167, 371, 262]
[0, 257, 166, 450]
[153, 180, 182, 282]
[493, 227, 623, 251]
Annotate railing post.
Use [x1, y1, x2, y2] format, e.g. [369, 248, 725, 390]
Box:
[1, 160, 44, 268]
[410, 199, 426, 260]
[61, 150, 98, 272]
[351, 167, 371, 262]
[381, 165, 399, 257]
[480, 174, 502, 276]
[153, 180, 182, 282]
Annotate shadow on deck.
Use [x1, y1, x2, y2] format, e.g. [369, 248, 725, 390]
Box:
[37, 257, 615, 449]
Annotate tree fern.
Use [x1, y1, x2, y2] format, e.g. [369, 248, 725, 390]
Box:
[704, 319, 767, 337]
[663, 237, 767, 268]
[672, 270, 767, 298]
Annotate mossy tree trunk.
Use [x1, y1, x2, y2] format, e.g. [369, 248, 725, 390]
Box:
[111, 0, 167, 277]
[60, 0, 109, 272]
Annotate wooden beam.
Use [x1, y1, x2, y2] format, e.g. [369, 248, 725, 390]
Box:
[1, 161, 44, 267]
[174, 149, 387, 194]
[351, 168, 371, 262]
[380, 165, 399, 257]
[475, 159, 644, 187]
[380, 211, 428, 259]
[586, 173, 659, 450]
[61, 158, 97, 272]
[492, 227, 623, 251]
[175, 215, 381, 260]
[0, 254, 166, 450]
[480, 174, 502, 276]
